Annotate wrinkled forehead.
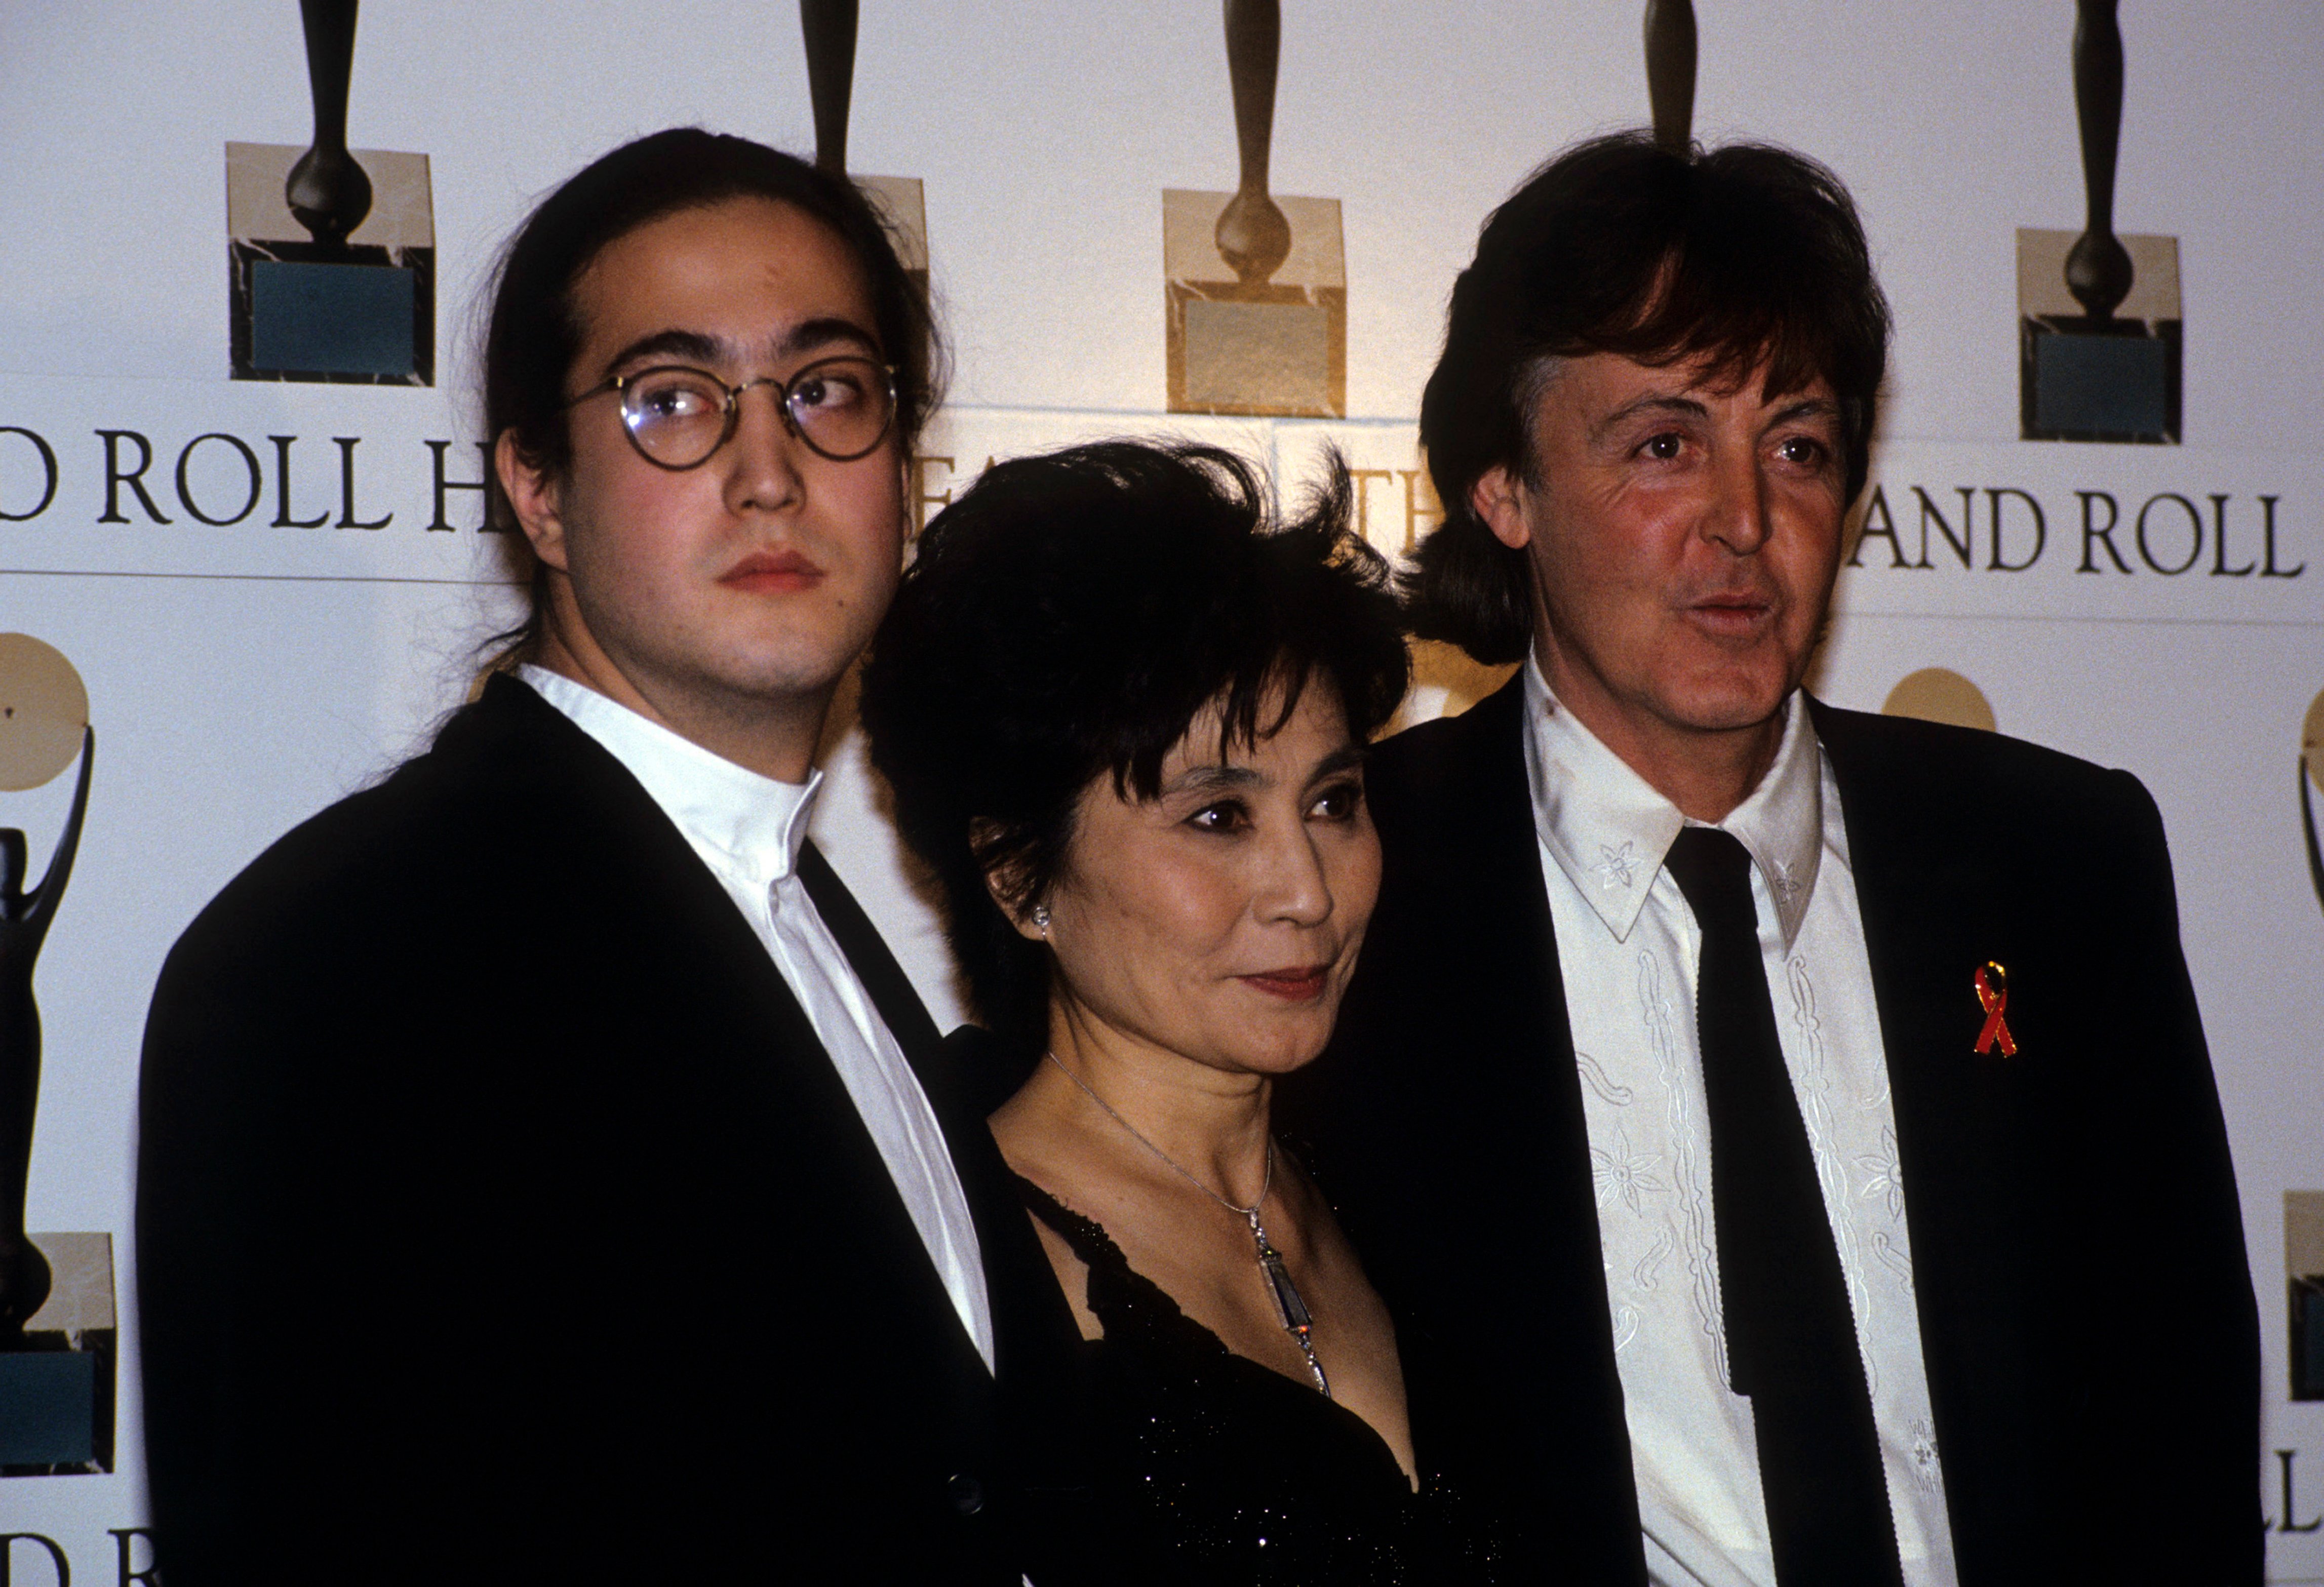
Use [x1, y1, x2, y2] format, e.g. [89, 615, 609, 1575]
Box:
[1521, 333, 1834, 413]
[1532, 236, 1856, 409]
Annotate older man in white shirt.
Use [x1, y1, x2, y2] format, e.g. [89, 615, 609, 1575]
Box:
[1300, 131, 2256, 1587]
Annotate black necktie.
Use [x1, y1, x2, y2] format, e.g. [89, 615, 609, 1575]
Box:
[1661, 826, 1904, 1587]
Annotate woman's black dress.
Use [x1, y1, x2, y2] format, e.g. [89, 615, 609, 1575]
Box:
[1014, 1175, 1506, 1585]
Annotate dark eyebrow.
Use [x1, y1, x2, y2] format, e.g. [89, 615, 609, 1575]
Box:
[1767, 394, 1842, 428]
[1590, 393, 1709, 442]
[596, 318, 882, 381]
[1167, 764, 1261, 799]
[1164, 743, 1366, 801]
[599, 328, 722, 377]
[1305, 745, 1366, 787]
[776, 316, 883, 363]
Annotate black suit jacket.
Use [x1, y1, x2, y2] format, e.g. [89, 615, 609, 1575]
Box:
[137, 676, 1080, 1586]
[1290, 677, 2259, 1585]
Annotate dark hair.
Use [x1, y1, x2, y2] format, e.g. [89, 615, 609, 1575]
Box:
[1410, 131, 1891, 663]
[479, 127, 944, 665]
[858, 440, 1410, 1050]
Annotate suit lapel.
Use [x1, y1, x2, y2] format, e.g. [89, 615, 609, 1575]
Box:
[1429, 682, 1593, 1166]
[798, 841, 945, 1080]
[1453, 681, 1645, 1560]
[797, 839, 1083, 1405]
[1809, 700, 2055, 1580]
[799, 842, 1090, 1550]
[466, 680, 989, 1373]
[1351, 678, 1645, 1578]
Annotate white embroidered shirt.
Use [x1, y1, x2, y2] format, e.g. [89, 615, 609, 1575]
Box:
[519, 665, 995, 1371]
[1520, 659, 1957, 1587]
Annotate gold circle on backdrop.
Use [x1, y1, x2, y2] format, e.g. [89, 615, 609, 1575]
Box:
[0, 633, 90, 792]
[2303, 687, 2324, 794]
[1881, 668, 1996, 733]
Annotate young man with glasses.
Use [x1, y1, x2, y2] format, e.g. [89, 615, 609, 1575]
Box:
[137, 130, 1076, 1587]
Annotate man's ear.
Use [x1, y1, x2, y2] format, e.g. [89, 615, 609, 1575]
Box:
[1471, 465, 1533, 551]
[496, 430, 570, 572]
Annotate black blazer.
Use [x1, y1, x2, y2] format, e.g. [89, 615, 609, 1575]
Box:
[137, 676, 1080, 1586]
[1289, 677, 2259, 1586]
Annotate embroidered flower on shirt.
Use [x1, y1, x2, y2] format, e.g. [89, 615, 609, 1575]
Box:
[1856, 1127, 1905, 1220]
[1769, 857, 1803, 900]
[1590, 1128, 1670, 1214]
[1591, 840, 1639, 890]
[1908, 1418, 1942, 1488]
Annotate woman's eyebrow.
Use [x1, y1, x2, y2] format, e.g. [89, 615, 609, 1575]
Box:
[1165, 763, 1262, 797]
[1305, 746, 1366, 786]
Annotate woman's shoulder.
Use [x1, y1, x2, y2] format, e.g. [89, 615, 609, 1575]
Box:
[1013, 1171, 1125, 1269]
[1010, 1169, 1237, 1361]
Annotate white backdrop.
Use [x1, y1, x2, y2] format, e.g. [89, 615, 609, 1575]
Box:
[1, 2, 2319, 1577]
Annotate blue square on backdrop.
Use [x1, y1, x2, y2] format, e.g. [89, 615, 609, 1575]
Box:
[2301, 1283, 2324, 1400]
[250, 259, 417, 377]
[2032, 333, 2171, 437]
[0, 1352, 95, 1464]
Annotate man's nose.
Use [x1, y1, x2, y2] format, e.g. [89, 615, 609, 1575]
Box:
[724, 383, 805, 512]
[1700, 443, 1772, 556]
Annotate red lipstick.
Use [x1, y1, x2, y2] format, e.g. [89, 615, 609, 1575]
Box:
[1239, 966, 1331, 1002]
[720, 548, 824, 594]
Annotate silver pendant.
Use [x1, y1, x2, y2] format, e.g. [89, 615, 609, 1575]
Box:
[1248, 1213, 1330, 1397]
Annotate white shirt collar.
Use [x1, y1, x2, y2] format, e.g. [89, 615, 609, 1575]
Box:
[1519, 656, 1823, 948]
[517, 664, 820, 887]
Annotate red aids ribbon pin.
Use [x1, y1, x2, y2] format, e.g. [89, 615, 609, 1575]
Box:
[1973, 961, 2018, 1056]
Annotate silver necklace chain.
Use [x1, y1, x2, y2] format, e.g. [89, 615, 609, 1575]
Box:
[1045, 1052, 1330, 1397]
[1045, 1050, 1272, 1214]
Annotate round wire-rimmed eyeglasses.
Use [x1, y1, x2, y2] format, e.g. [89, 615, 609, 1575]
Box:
[566, 354, 900, 470]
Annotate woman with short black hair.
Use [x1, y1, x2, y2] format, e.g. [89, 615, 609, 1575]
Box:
[860, 440, 1505, 1582]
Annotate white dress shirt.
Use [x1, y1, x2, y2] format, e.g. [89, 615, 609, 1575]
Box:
[519, 665, 995, 1371]
[1519, 659, 1958, 1587]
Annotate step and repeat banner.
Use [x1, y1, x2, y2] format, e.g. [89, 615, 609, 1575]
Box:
[2, 0, 2320, 1577]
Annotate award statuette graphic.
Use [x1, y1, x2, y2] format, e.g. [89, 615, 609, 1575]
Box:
[2019, 0, 2180, 444]
[2293, 1193, 2324, 1402]
[1643, 0, 1697, 154]
[227, 0, 435, 384]
[1165, 0, 1347, 419]
[0, 634, 112, 1476]
[2302, 688, 2324, 926]
[800, 0, 930, 289]
[2296, 704, 2324, 1402]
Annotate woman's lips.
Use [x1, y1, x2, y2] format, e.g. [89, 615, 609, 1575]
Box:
[1239, 966, 1331, 1002]
[720, 549, 824, 593]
